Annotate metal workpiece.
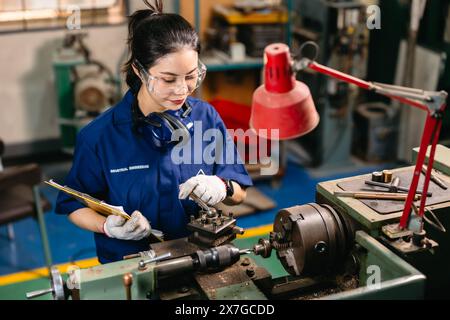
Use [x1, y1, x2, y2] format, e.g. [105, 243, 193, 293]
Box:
[372, 171, 383, 182]
[232, 226, 245, 235]
[268, 203, 356, 277]
[253, 238, 272, 258]
[187, 206, 244, 247]
[382, 170, 393, 183]
[239, 248, 253, 255]
[138, 252, 172, 270]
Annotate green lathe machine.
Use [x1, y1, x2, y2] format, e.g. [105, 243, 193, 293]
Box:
[26, 146, 450, 300]
[53, 33, 120, 153]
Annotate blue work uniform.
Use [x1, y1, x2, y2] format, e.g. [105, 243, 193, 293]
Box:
[55, 90, 253, 263]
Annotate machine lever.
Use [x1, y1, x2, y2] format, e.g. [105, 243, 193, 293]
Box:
[189, 192, 213, 214]
[26, 288, 54, 299]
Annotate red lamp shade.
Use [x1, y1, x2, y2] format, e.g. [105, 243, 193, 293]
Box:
[250, 43, 319, 140]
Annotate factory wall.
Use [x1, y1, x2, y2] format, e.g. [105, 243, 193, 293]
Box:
[0, 0, 168, 158]
[0, 26, 127, 149]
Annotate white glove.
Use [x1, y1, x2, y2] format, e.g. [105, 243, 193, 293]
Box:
[103, 211, 151, 240]
[179, 175, 227, 206]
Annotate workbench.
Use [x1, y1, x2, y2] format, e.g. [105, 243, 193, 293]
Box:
[315, 149, 450, 299]
[3, 145, 449, 300]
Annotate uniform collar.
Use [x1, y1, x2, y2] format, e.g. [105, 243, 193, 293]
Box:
[112, 90, 135, 125]
[113, 90, 197, 125]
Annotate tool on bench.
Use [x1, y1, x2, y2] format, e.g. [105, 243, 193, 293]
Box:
[422, 165, 447, 190]
[364, 179, 432, 197]
[334, 191, 421, 201]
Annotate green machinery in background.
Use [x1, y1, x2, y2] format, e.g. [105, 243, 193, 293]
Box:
[52, 33, 120, 153]
[19, 146, 450, 300]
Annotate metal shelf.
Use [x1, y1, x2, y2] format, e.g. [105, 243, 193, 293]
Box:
[201, 50, 263, 72]
[176, 0, 292, 72]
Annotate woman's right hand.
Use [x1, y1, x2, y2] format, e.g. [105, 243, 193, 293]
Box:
[103, 210, 151, 240]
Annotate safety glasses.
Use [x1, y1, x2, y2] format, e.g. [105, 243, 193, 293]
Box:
[135, 59, 207, 97]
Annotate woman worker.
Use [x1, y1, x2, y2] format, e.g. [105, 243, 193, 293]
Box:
[55, 0, 252, 263]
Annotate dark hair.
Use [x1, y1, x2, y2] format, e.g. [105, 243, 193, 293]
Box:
[123, 0, 201, 93]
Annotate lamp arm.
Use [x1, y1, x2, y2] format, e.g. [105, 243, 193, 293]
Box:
[299, 58, 434, 112]
[374, 87, 432, 102]
[372, 82, 430, 95]
[373, 83, 447, 113]
[297, 57, 448, 232]
[300, 59, 371, 90]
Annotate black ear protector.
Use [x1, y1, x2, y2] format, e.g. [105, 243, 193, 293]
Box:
[131, 95, 194, 149]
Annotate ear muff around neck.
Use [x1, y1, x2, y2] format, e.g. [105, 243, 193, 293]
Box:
[131, 96, 194, 149]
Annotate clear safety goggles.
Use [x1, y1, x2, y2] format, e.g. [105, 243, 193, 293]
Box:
[135, 59, 207, 97]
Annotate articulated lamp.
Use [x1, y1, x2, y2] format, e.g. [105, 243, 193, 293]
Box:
[250, 42, 448, 237]
[250, 43, 319, 140]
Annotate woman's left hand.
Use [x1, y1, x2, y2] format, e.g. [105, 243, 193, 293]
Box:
[178, 175, 227, 206]
[103, 210, 152, 240]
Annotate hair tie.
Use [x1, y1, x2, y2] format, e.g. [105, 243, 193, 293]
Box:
[151, 12, 160, 16]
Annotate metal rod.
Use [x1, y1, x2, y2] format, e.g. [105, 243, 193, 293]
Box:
[189, 192, 212, 212]
[33, 185, 53, 270]
[335, 191, 420, 201]
[422, 165, 447, 190]
[372, 82, 426, 94]
[138, 252, 172, 270]
[365, 180, 432, 196]
[239, 248, 253, 255]
[26, 288, 53, 299]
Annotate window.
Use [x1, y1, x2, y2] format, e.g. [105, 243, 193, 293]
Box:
[0, 0, 127, 33]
